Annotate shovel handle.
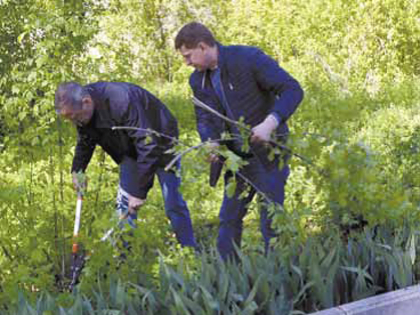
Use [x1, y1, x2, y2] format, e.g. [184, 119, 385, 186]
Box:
[73, 194, 83, 238]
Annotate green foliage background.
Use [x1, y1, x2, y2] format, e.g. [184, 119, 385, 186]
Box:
[0, 0, 419, 313]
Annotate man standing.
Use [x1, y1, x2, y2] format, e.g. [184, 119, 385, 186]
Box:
[55, 81, 197, 248]
[175, 22, 303, 259]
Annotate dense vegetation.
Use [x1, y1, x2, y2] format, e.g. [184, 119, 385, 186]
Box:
[0, 0, 419, 314]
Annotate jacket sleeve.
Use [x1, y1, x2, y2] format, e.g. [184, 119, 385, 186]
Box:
[251, 49, 304, 124]
[189, 75, 224, 142]
[115, 92, 161, 199]
[71, 128, 96, 173]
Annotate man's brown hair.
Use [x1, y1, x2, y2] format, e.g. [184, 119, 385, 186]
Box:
[175, 22, 216, 50]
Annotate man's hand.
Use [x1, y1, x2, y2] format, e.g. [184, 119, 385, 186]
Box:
[251, 114, 279, 143]
[128, 195, 145, 214]
[206, 142, 220, 163]
[72, 172, 87, 193]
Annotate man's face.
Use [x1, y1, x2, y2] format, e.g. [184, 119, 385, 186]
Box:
[179, 42, 215, 72]
[58, 97, 94, 127]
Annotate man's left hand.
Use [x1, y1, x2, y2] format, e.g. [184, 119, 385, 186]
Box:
[251, 114, 279, 143]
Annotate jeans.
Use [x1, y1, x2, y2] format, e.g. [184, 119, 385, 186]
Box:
[117, 156, 197, 248]
[217, 156, 289, 260]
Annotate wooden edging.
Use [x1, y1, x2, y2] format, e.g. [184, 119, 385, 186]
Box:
[309, 284, 420, 315]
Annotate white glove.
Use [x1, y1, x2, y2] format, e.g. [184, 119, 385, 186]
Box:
[251, 114, 279, 143]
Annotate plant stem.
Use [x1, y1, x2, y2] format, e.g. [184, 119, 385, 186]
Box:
[192, 96, 313, 165]
[111, 126, 186, 145]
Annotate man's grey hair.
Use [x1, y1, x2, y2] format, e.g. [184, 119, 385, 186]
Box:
[54, 82, 89, 113]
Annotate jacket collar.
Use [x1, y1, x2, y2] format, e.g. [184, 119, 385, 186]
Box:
[201, 42, 226, 89]
[216, 42, 227, 69]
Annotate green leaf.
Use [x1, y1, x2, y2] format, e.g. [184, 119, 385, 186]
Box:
[243, 275, 261, 307]
[18, 111, 27, 121]
[18, 32, 27, 43]
[225, 178, 237, 198]
[12, 85, 20, 94]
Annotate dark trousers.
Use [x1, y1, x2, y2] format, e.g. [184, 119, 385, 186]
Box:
[118, 156, 197, 248]
[217, 156, 289, 260]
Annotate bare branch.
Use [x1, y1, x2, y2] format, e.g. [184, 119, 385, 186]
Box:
[193, 96, 249, 130]
[164, 138, 236, 171]
[111, 126, 186, 146]
[236, 171, 274, 205]
[193, 96, 313, 165]
[1, 245, 13, 261]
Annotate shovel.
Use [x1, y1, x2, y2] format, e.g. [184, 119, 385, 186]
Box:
[68, 192, 131, 290]
[68, 191, 84, 291]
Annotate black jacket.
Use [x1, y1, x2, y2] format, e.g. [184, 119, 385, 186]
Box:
[71, 82, 178, 198]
